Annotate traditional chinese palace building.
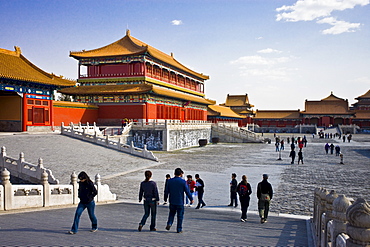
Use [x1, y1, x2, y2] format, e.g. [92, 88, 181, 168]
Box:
[61, 30, 214, 125]
[0, 47, 76, 131]
[351, 89, 370, 129]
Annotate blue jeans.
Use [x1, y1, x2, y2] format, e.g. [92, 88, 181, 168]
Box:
[71, 201, 97, 233]
[167, 204, 184, 232]
[185, 192, 194, 205]
[139, 200, 157, 230]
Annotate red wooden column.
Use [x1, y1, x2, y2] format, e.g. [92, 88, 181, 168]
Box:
[22, 93, 28, 132]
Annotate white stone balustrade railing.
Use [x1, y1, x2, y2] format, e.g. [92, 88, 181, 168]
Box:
[0, 146, 59, 184]
[313, 187, 370, 247]
[61, 122, 158, 162]
[132, 120, 212, 130]
[0, 169, 116, 211]
[213, 123, 263, 143]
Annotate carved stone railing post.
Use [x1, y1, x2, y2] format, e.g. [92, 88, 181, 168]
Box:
[323, 190, 338, 247]
[18, 152, 25, 174]
[0, 146, 6, 169]
[42, 171, 50, 207]
[70, 172, 78, 204]
[346, 198, 370, 247]
[318, 188, 329, 245]
[95, 173, 101, 202]
[332, 194, 352, 246]
[313, 187, 321, 240]
[1, 168, 12, 210]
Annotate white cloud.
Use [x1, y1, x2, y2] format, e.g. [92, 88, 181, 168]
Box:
[171, 20, 183, 25]
[257, 48, 282, 54]
[276, 0, 369, 34]
[317, 17, 361, 34]
[230, 55, 291, 66]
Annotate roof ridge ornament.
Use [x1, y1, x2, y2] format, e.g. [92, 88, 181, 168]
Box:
[126, 29, 131, 36]
[14, 46, 22, 56]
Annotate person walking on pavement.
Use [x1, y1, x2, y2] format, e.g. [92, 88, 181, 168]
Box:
[335, 145, 341, 156]
[289, 148, 296, 164]
[163, 174, 171, 205]
[257, 174, 273, 224]
[195, 174, 206, 209]
[164, 168, 193, 233]
[325, 143, 330, 154]
[237, 175, 252, 222]
[297, 150, 304, 164]
[138, 170, 159, 232]
[330, 143, 335, 154]
[280, 139, 285, 150]
[69, 171, 98, 234]
[228, 173, 238, 207]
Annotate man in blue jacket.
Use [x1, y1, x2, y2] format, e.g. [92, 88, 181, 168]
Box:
[164, 168, 193, 233]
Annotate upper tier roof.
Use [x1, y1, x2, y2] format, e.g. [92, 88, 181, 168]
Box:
[223, 94, 254, 107]
[355, 89, 370, 100]
[70, 30, 209, 80]
[321, 92, 346, 101]
[0, 47, 75, 87]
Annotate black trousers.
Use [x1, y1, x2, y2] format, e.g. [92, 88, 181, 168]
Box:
[230, 191, 238, 206]
[197, 191, 205, 207]
[239, 196, 250, 219]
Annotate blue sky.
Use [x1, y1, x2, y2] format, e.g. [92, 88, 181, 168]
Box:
[1, 0, 369, 110]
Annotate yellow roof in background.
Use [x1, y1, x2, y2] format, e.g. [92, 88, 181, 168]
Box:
[254, 110, 301, 119]
[224, 94, 254, 107]
[0, 47, 75, 87]
[70, 30, 209, 80]
[321, 92, 346, 101]
[354, 110, 370, 119]
[208, 105, 246, 118]
[356, 89, 370, 99]
[59, 83, 215, 105]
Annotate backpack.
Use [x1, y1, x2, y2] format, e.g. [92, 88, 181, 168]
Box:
[238, 184, 248, 196]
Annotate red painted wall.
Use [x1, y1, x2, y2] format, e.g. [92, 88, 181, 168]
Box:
[52, 101, 99, 127]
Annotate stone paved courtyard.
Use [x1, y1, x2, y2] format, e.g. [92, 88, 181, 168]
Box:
[1, 132, 369, 216]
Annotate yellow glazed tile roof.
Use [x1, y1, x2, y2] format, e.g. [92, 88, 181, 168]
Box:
[224, 94, 254, 107]
[321, 92, 346, 101]
[254, 110, 301, 119]
[59, 84, 153, 95]
[70, 30, 209, 80]
[0, 47, 75, 87]
[151, 85, 215, 105]
[356, 89, 370, 100]
[59, 83, 216, 105]
[354, 110, 370, 119]
[208, 105, 246, 118]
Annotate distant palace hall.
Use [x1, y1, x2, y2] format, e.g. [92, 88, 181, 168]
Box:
[0, 30, 370, 133]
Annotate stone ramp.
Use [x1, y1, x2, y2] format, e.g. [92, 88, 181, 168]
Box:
[0, 202, 312, 246]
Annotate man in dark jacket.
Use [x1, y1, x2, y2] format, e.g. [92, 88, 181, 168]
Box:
[195, 174, 206, 209]
[164, 168, 193, 233]
[257, 174, 273, 224]
[228, 173, 238, 207]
